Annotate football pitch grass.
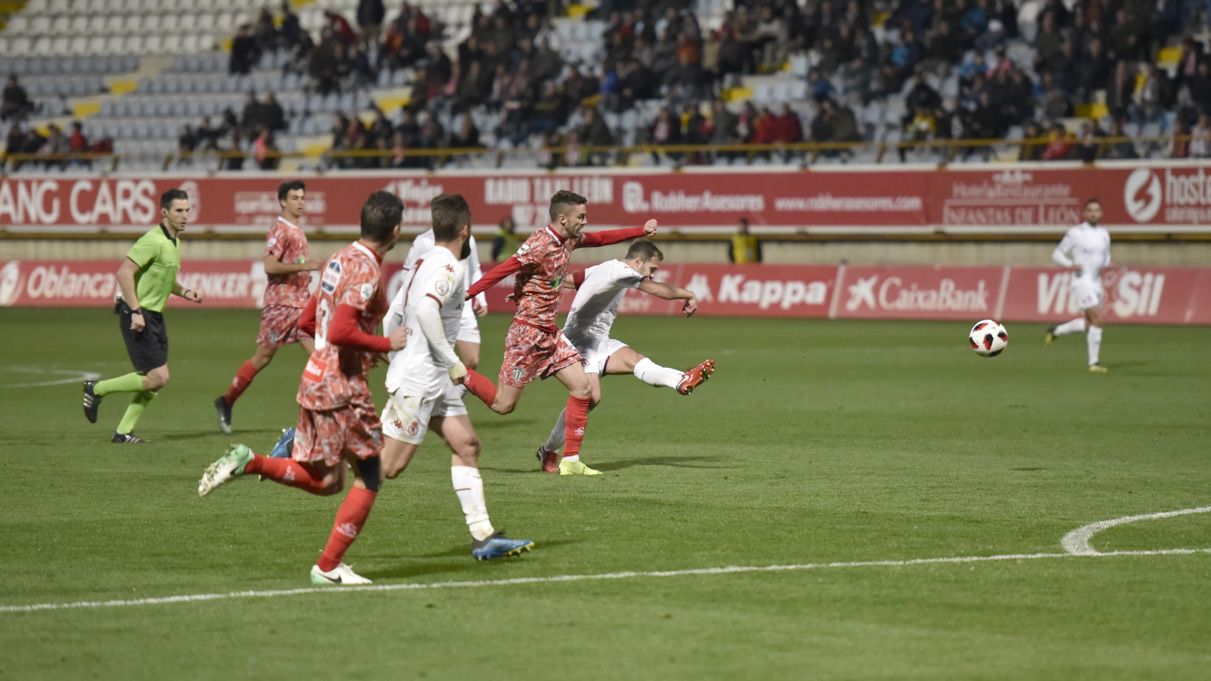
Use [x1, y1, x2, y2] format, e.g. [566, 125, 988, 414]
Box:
[1, 308, 1208, 680]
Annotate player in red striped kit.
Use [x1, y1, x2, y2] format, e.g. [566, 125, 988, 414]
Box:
[463, 190, 656, 476]
[197, 191, 407, 586]
[214, 180, 322, 434]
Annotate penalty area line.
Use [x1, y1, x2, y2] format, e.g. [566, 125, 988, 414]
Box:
[2, 547, 1208, 615]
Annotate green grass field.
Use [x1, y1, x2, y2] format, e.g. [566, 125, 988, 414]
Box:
[1, 309, 1208, 680]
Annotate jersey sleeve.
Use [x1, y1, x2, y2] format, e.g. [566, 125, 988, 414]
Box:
[265, 222, 287, 259]
[125, 232, 159, 268]
[1051, 230, 1075, 268]
[513, 235, 546, 267]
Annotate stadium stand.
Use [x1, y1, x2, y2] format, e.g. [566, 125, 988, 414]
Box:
[2, 0, 1209, 172]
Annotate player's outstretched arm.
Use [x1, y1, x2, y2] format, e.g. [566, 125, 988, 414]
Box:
[466, 255, 522, 298]
[638, 279, 699, 316]
[328, 304, 400, 352]
[577, 221, 654, 248]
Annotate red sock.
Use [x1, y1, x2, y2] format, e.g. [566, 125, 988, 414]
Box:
[245, 455, 328, 494]
[462, 369, 497, 407]
[562, 395, 591, 457]
[316, 487, 376, 572]
[223, 360, 259, 405]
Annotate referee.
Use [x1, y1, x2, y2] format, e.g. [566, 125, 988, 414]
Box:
[82, 188, 204, 443]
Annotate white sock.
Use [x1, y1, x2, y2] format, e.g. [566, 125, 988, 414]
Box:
[633, 357, 683, 389]
[564, 455, 580, 463]
[543, 408, 566, 453]
[1054, 318, 1087, 336]
[451, 466, 494, 541]
[1087, 325, 1102, 365]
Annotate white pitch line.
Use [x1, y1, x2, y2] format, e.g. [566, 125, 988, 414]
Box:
[1061, 506, 1211, 555]
[2, 547, 1207, 615]
[0, 367, 101, 389]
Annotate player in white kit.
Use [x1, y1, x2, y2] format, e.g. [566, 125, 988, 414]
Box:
[535, 239, 716, 472]
[401, 218, 488, 372]
[380, 194, 533, 560]
[1045, 198, 1111, 373]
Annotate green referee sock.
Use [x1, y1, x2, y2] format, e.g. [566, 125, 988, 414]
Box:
[94, 372, 145, 397]
[116, 390, 157, 435]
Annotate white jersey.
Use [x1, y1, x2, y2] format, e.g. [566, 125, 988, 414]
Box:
[1052, 222, 1111, 282]
[404, 229, 486, 307]
[385, 246, 466, 398]
[563, 259, 646, 345]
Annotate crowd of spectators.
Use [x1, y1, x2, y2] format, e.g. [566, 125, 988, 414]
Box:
[7, 0, 1211, 170]
[3, 118, 113, 170]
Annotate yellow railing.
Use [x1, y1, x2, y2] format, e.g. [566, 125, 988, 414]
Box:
[1, 135, 1193, 173]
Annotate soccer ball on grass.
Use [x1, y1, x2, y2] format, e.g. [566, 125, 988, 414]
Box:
[968, 319, 1008, 357]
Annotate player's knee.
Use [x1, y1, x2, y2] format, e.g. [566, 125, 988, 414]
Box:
[570, 383, 592, 401]
[491, 401, 515, 415]
[455, 438, 481, 465]
[144, 369, 169, 390]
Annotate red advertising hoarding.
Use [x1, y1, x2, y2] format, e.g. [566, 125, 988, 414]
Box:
[5, 259, 1208, 325]
[7, 162, 1202, 233]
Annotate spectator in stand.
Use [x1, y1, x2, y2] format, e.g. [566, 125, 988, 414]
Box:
[309, 29, 343, 96]
[263, 92, 287, 132]
[1169, 119, 1191, 158]
[253, 127, 279, 170]
[1188, 114, 1211, 158]
[325, 10, 357, 46]
[40, 124, 68, 169]
[224, 129, 246, 170]
[648, 106, 683, 165]
[240, 91, 265, 137]
[195, 116, 222, 152]
[1100, 118, 1139, 160]
[1042, 123, 1074, 160]
[491, 216, 521, 264]
[278, 1, 303, 52]
[727, 217, 762, 264]
[356, 0, 385, 52]
[68, 121, 89, 166]
[178, 124, 196, 161]
[2, 74, 34, 122]
[230, 25, 261, 75]
[449, 113, 481, 151]
[1075, 120, 1104, 163]
[254, 6, 278, 52]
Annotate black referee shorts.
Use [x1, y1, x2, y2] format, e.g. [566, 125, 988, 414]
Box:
[116, 300, 168, 374]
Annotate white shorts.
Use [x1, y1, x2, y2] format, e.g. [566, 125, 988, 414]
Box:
[572, 336, 628, 375]
[380, 382, 468, 446]
[456, 304, 480, 344]
[1071, 278, 1103, 311]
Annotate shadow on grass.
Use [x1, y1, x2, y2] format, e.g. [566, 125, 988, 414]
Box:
[156, 428, 281, 442]
[364, 538, 575, 580]
[472, 417, 538, 430]
[593, 454, 727, 472]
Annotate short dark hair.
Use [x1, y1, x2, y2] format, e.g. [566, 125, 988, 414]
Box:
[360, 191, 403, 241]
[626, 239, 663, 261]
[160, 188, 188, 210]
[1085, 197, 1101, 207]
[431, 193, 471, 242]
[278, 180, 305, 204]
[549, 190, 588, 221]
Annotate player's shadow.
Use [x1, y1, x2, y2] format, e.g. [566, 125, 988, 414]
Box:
[364, 539, 575, 579]
[157, 428, 280, 442]
[593, 454, 727, 472]
[471, 417, 538, 431]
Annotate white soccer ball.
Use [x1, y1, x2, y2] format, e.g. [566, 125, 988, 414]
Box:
[968, 319, 1008, 357]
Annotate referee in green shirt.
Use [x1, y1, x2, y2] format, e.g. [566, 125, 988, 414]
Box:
[82, 188, 204, 443]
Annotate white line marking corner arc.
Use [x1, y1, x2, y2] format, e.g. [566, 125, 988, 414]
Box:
[0, 367, 101, 389]
[1060, 506, 1211, 556]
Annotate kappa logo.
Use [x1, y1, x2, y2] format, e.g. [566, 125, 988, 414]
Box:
[336, 522, 359, 539]
[683, 273, 713, 303]
[1123, 168, 1162, 222]
[846, 275, 879, 311]
[392, 418, 404, 431]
